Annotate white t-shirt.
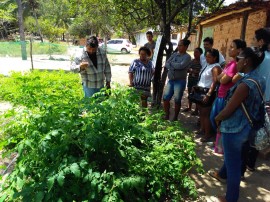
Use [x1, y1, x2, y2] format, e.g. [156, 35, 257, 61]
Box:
[197, 63, 221, 88]
[200, 52, 225, 69]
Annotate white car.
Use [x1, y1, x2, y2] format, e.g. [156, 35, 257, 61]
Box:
[171, 39, 178, 51]
[101, 39, 132, 53]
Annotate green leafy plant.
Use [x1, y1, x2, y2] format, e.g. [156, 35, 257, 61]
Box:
[0, 71, 202, 201]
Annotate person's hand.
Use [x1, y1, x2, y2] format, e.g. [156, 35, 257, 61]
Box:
[80, 61, 88, 70]
[266, 103, 270, 116]
[203, 95, 209, 103]
[191, 86, 195, 93]
[215, 117, 221, 132]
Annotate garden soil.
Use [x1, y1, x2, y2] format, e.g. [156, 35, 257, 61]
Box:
[0, 50, 270, 201]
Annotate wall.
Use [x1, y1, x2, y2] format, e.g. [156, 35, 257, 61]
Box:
[213, 17, 243, 59]
[200, 9, 269, 61]
[245, 10, 268, 46]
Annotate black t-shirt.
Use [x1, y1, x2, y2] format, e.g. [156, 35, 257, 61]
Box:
[87, 52, 97, 69]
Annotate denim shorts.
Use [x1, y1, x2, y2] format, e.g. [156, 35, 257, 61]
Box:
[163, 79, 186, 104]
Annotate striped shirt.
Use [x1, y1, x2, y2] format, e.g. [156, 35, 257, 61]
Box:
[71, 47, 111, 88]
[129, 59, 155, 91]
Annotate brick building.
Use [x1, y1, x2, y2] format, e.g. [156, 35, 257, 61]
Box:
[197, 0, 270, 61]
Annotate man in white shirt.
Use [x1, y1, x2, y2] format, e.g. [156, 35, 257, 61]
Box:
[200, 37, 225, 68]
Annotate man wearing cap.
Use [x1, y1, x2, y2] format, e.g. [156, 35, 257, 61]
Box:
[71, 36, 112, 98]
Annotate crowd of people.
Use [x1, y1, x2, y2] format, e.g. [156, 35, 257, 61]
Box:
[71, 28, 270, 202]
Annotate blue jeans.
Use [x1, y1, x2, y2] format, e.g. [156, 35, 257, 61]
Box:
[163, 79, 186, 104]
[83, 84, 104, 98]
[210, 97, 225, 131]
[219, 125, 251, 202]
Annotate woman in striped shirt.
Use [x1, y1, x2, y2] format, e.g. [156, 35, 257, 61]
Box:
[129, 46, 155, 107]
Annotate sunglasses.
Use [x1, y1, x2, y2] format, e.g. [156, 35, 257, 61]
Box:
[236, 56, 245, 62]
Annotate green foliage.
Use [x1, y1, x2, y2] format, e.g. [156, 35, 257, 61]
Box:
[0, 42, 67, 56]
[0, 71, 202, 201]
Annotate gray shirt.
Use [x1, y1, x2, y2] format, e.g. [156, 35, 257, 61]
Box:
[144, 42, 156, 51]
[166, 52, 191, 80]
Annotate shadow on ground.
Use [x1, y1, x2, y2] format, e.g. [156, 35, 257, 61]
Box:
[174, 91, 270, 201]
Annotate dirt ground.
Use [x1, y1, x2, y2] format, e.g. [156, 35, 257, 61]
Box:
[0, 52, 270, 201]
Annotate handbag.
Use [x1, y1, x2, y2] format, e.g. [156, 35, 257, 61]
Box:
[241, 79, 270, 150]
[188, 87, 208, 104]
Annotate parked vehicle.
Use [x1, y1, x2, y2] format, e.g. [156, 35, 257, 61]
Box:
[171, 39, 178, 51]
[101, 39, 132, 53]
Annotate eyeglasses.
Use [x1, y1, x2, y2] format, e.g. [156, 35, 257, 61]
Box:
[236, 56, 245, 62]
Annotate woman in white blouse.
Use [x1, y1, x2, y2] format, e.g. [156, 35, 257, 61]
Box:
[196, 48, 222, 142]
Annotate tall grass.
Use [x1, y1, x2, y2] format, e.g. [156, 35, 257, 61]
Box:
[0, 42, 68, 57]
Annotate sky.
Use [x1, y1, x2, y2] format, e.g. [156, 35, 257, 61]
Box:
[224, 0, 238, 6]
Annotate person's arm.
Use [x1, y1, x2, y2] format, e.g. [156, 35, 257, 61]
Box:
[128, 60, 136, 86]
[218, 72, 233, 84]
[215, 83, 249, 126]
[171, 54, 191, 70]
[128, 73, 134, 87]
[203, 66, 222, 102]
[70, 51, 87, 73]
[232, 73, 243, 83]
[165, 53, 175, 69]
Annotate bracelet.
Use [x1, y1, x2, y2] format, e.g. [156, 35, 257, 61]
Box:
[206, 92, 211, 97]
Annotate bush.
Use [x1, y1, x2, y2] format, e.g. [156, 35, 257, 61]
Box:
[0, 71, 202, 201]
[0, 42, 68, 57]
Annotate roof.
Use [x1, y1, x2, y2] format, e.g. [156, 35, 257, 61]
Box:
[200, 1, 270, 25]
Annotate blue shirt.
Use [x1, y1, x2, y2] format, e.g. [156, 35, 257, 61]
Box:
[129, 59, 155, 91]
[220, 70, 265, 133]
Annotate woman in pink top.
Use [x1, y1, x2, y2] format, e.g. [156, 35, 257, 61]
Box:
[210, 39, 247, 139]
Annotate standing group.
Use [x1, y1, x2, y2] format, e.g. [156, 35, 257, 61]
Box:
[71, 28, 270, 202]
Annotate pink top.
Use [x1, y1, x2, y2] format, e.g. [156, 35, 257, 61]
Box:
[218, 60, 237, 98]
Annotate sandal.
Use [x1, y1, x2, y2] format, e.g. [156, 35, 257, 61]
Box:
[182, 108, 190, 112]
[200, 135, 213, 142]
[216, 196, 227, 202]
[191, 111, 199, 116]
[208, 169, 226, 183]
[247, 165, 255, 172]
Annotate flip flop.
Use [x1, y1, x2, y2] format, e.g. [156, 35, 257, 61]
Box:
[191, 111, 199, 116]
[200, 136, 213, 142]
[182, 108, 190, 112]
[208, 169, 226, 183]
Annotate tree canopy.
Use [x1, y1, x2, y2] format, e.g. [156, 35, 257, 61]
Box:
[0, 0, 225, 41]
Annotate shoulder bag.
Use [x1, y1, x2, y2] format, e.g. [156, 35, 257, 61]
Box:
[241, 79, 270, 150]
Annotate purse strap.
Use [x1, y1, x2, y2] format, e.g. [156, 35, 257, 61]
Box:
[246, 78, 265, 103]
[241, 78, 264, 128]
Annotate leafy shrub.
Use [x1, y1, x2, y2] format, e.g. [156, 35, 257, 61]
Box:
[0, 71, 202, 201]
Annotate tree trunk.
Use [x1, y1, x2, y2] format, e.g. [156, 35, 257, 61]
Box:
[153, 0, 173, 107]
[16, 0, 27, 60]
[33, 10, 44, 42]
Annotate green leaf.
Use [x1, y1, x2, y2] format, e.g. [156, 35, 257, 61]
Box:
[35, 191, 44, 202]
[47, 176, 55, 191]
[16, 176, 25, 189]
[70, 163, 81, 177]
[57, 173, 65, 186]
